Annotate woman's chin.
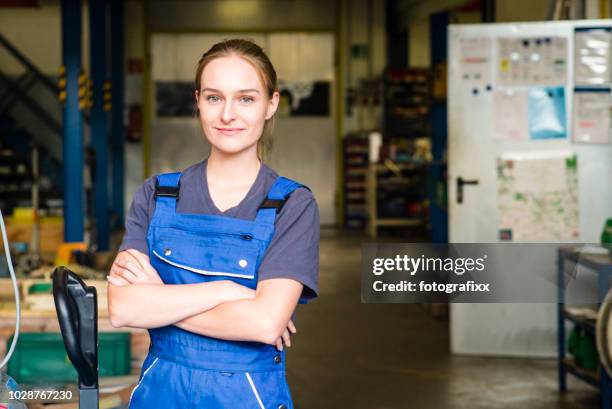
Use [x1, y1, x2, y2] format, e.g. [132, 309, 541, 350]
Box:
[209, 141, 258, 156]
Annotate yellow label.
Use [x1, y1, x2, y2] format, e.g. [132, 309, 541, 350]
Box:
[500, 59, 509, 72]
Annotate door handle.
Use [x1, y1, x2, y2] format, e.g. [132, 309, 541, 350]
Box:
[457, 177, 479, 204]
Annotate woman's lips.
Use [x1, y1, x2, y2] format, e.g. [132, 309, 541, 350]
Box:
[215, 127, 245, 136]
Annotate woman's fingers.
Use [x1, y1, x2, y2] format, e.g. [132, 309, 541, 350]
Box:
[115, 251, 139, 267]
[110, 264, 130, 279]
[275, 337, 283, 351]
[116, 258, 141, 272]
[125, 249, 163, 283]
[125, 249, 153, 272]
[109, 264, 122, 277]
[288, 320, 297, 334]
[117, 260, 144, 275]
[109, 251, 145, 286]
[273, 325, 296, 351]
[111, 259, 162, 285]
[282, 328, 291, 348]
[107, 275, 129, 287]
[112, 259, 149, 283]
[118, 266, 140, 283]
[110, 250, 162, 285]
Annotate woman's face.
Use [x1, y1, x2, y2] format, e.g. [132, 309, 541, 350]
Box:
[196, 55, 279, 156]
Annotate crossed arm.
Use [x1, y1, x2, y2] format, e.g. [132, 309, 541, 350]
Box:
[107, 249, 302, 349]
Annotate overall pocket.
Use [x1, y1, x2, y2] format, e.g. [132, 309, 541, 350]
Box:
[150, 226, 261, 284]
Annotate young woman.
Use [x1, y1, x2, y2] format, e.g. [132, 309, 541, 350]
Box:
[107, 39, 319, 409]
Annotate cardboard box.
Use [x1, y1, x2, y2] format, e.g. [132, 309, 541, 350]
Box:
[0, 216, 64, 254]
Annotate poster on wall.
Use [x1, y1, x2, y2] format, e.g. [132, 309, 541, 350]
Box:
[278, 81, 330, 117]
[528, 86, 567, 140]
[458, 37, 492, 95]
[497, 151, 579, 241]
[573, 88, 611, 144]
[574, 27, 612, 85]
[155, 82, 195, 117]
[497, 37, 567, 86]
[493, 88, 528, 140]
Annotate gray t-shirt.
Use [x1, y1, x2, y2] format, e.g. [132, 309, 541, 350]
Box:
[119, 160, 319, 301]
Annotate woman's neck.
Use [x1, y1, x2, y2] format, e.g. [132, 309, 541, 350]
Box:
[206, 148, 261, 187]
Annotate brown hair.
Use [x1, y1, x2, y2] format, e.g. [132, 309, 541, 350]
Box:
[195, 38, 278, 158]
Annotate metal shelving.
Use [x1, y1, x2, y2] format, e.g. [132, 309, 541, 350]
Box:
[366, 162, 427, 238]
[342, 134, 369, 229]
[558, 247, 612, 409]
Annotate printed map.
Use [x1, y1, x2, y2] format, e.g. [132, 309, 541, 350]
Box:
[497, 153, 579, 241]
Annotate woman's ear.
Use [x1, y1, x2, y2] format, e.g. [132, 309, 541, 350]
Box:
[194, 90, 200, 104]
[265, 91, 280, 120]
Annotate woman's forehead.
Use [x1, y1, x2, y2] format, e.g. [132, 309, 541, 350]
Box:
[200, 56, 264, 91]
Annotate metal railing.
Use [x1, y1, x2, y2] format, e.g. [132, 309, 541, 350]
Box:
[0, 32, 63, 162]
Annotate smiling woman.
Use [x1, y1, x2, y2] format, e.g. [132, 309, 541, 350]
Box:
[194, 39, 280, 159]
[107, 39, 320, 409]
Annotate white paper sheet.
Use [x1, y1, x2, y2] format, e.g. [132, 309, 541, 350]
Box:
[493, 88, 529, 140]
[497, 37, 567, 86]
[575, 28, 612, 85]
[459, 37, 492, 94]
[573, 88, 611, 144]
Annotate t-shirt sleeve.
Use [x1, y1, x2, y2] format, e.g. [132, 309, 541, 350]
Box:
[257, 188, 320, 302]
[118, 176, 156, 254]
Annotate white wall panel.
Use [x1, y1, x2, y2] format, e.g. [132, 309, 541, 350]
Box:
[448, 20, 612, 357]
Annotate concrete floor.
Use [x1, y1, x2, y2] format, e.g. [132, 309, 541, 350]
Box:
[286, 228, 599, 409]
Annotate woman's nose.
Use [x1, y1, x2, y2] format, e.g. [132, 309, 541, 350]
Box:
[221, 101, 236, 122]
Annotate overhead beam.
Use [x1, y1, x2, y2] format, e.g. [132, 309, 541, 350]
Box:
[396, 0, 473, 28]
[481, 0, 495, 22]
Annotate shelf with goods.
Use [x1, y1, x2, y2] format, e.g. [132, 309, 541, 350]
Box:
[558, 247, 612, 409]
[343, 133, 369, 229]
[366, 161, 428, 238]
[0, 145, 61, 216]
[362, 68, 432, 237]
[384, 68, 431, 141]
[0, 146, 33, 208]
[342, 77, 384, 229]
[563, 307, 597, 336]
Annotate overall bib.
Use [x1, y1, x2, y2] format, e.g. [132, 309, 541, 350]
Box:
[129, 172, 305, 409]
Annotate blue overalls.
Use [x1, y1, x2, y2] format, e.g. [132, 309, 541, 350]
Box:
[129, 172, 305, 409]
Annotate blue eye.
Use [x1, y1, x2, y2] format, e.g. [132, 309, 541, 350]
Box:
[240, 96, 255, 104]
[206, 95, 221, 104]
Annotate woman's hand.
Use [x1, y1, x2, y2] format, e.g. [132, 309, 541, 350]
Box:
[108, 251, 257, 299]
[274, 320, 297, 351]
[214, 284, 296, 351]
[108, 249, 163, 286]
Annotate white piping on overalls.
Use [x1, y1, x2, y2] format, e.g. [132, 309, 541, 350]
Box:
[128, 357, 159, 408]
[153, 250, 254, 279]
[245, 372, 266, 409]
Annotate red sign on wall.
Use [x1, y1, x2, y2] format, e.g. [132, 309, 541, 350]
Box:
[127, 58, 144, 74]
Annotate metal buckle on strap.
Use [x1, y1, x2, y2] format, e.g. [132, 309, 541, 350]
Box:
[155, 179, 180, 199]
[258, 198, 286, 213]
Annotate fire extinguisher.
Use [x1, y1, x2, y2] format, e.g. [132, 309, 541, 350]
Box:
[127, 104, 142, 142]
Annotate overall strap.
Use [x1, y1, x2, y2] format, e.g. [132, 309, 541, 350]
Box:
[154, 172, 182, 214]
[255, 176, 307, 225]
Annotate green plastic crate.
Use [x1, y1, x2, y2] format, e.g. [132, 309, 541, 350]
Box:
[7, 332, 131, 384]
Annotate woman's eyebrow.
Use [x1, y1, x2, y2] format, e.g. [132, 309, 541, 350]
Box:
[201, 87, 260, 94]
